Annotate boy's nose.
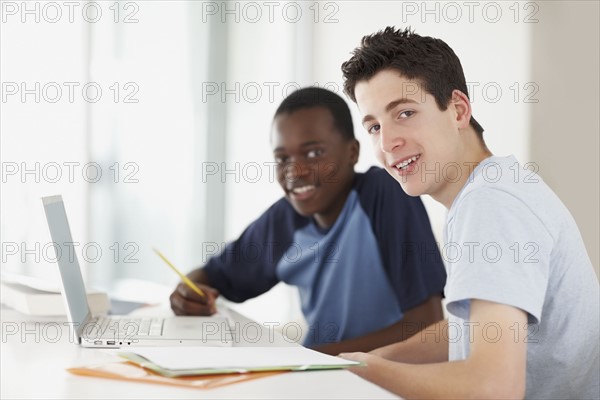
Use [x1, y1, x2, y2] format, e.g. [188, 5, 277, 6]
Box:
[284, 161, 311, 181]
[380, 126, 406, 153]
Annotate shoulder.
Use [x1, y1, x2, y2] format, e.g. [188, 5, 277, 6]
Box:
[355, 166, 400, 188]
[264, 197, 297, 216]
[249, 197, 310, 234]
[452, 156, 544, 219]
[355, 166, 426, 215]
[449, 186, 554, 246]
[353, 167, 433, 241]
[355, 166, 417, 200]
[452, 184, 535, 222]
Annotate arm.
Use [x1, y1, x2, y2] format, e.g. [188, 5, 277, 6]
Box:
[341, 300, 527, 399]
[170, 200, 293, 315]
[314, 294, 444, 355]
[370, 318, 449, 364]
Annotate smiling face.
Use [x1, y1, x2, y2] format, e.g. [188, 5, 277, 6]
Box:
[355, 69, 482, 207]
[273, 106, 359, 228]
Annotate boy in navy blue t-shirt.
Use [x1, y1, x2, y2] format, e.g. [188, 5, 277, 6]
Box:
[170, 87, 446, 354]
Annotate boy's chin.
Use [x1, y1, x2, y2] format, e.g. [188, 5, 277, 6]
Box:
[383, 167, 426, 196]
[402, 185, 425, 197]
[395, 179, 426, 197]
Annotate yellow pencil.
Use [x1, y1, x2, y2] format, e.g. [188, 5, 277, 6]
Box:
[152, 248, 206, 298]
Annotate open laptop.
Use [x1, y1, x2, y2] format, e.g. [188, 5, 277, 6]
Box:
[42, 195, 233, 348]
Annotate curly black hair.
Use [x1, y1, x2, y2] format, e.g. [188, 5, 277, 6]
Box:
[274, 87, 355, 141]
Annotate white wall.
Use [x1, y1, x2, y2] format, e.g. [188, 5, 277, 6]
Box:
[1, 11, 88, 284]
[530, 1, 600, 276]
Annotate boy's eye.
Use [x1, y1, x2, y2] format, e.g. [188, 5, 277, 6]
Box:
[399, 110, 415, 119]
[307, 149, 324, 158]
[275, 155, 288, 165]
[367, 124, 381, 135]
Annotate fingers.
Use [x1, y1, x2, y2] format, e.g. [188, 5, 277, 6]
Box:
[338, 352, 356, 360]
[169, 283, 219, 316]
[338, 352, 372, 377]
[177, 282, 219, 303]
[338, 352, 370, 363]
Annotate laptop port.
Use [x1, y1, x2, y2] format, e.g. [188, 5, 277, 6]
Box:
[106, 341, 116, 345]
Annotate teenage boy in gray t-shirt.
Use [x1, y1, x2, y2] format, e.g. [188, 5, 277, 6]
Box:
[339, 26, 599, 399]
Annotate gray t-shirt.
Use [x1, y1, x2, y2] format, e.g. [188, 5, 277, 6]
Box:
[444, 155, 599, 399]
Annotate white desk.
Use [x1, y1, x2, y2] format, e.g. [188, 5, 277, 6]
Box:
[1, 308, 398, 399]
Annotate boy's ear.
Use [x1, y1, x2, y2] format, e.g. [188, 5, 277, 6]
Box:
[349, 139, 360, 166]
[450, 89, 472, 130]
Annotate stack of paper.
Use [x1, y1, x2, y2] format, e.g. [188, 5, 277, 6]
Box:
[118, 346, 362, 377]
[1, 275, 109, 316]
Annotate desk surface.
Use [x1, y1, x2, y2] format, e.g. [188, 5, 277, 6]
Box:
[1, 307, 398, 399]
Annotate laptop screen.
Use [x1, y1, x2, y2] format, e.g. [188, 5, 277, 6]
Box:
[42, 196, 91, 335]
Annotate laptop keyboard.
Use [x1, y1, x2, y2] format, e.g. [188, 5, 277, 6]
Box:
[92, 317, 165, 337]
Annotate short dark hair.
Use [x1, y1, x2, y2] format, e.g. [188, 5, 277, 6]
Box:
[341, 26, 484, 138]
[274, 87, 355, 141]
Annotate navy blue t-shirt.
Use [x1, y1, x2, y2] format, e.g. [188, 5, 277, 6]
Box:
[203, 167, 445, 346]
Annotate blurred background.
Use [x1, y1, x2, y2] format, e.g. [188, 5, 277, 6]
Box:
[2, 1, 598, 325]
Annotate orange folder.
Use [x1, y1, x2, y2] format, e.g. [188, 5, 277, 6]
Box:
[68, 361, 285, 389]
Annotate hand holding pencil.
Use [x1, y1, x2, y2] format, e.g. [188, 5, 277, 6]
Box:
[155, 248, 220, 316]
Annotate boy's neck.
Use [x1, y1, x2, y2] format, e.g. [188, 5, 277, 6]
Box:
[433, 138, 493, 209]
[312, 171, 356, 229]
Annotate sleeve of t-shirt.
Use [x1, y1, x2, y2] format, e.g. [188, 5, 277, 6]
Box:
[202, 199, 299, 303]
[445, 188, 553, 324]
[358, 167, 447, 312]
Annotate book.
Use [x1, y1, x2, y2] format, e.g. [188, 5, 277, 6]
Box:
[0, 280, 110, 316]
[117, 346, 362, 377]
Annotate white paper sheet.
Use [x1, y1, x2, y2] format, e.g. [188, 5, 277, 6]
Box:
[126, 346, 359, 370]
